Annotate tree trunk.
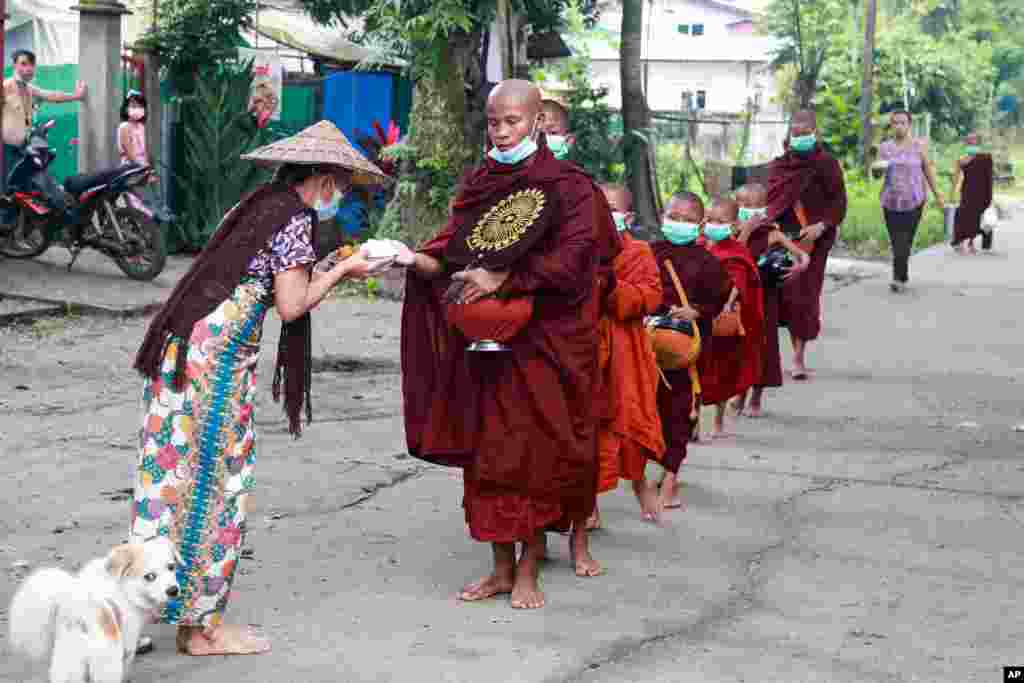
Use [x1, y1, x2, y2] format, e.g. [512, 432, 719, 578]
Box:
[381, 35, 478, 249]
[620, 0, 659, 237]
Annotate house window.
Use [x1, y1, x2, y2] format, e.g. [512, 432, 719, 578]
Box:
[692, 23, 705, 36]
[696, 90, 707, 110]
[677, 24, 689, 34]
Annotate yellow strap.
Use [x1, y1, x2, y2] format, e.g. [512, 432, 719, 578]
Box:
[662, 259, 701, 347]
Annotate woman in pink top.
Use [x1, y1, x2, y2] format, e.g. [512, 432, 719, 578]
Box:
[874, 111, 944, 293]
[118, 91, 166, 220]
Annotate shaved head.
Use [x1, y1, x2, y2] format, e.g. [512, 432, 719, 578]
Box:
[541, 99, 570, 135]
[665, 192, 704, 223]
[736, 183, 767, 208]
[791, 109, 817, 128]
[488, 79, 543, 117]
[708, 197, 739, 223]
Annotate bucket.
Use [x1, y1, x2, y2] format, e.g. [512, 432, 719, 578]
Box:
[943, 205, 958, 243]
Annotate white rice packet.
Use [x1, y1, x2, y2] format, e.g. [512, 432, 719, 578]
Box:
[361, 239, 400, 259]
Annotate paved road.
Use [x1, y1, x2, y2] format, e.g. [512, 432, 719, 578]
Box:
[1, 211, 1021, 682]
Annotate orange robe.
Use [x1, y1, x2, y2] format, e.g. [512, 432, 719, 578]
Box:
[597, 233, 666, 492]
[699, 238, 765, 405]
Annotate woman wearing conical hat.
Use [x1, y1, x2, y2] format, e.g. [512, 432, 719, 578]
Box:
[130, 122, 391, 656]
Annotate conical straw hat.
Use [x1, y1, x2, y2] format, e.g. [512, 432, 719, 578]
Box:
[242, 120, 390, 186]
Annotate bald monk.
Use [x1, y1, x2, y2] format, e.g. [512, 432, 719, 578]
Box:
[589, 184, 665, 527]
[742, 110, 846, 383]
[734, 183, 810, 418]
[400, 79, 620, 607]
[698, 197, 765, 439]
[540, 99, 575, 160]
[650, 193, 731, 509]
[951, 132, 994, 255]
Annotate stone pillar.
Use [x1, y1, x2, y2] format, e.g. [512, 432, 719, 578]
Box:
[72, 0, 131, 174]
[136, 47, 162, 172]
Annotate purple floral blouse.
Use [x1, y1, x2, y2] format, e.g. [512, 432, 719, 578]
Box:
[879, 140, 927, 212]
[246, 211, 316, 286]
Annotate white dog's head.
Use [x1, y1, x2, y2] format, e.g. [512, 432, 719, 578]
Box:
[105, 537, 180, 614]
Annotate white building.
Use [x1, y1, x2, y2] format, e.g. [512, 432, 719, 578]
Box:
[583, 0, 782, 116]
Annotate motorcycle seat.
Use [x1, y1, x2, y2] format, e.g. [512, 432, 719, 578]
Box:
[64, 164, 147, 197]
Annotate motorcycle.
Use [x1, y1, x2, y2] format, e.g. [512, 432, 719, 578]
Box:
[0, 120, 167, 281]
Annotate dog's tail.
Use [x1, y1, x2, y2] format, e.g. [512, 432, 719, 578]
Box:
[8, 567, 77, 662]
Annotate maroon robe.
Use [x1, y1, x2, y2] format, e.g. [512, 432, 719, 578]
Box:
[700, 238, 765, 405]
[746, 145, 847, 385]
[953, 154, 994, 245]
[649, 241, 730, 474]
[401, 143, 621, 543]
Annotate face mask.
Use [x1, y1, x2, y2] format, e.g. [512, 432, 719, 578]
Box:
[488, 116, 541, 165]
[965, 145, 980, 156]
[612, 211, 629, 232]
[704, 223, 733, 243]
[128, 107, 145, 121]
[315, 188, 343, 222]
[738, 206, 767, 222]
[661, 220, 701, 246]
[789, 133, 817, 154]
[546, 134, 571, 160]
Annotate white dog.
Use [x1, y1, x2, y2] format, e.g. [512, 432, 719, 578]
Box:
[8, 536, 180, 683]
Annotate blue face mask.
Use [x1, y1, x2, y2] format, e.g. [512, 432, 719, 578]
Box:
[738, 206, 767, 222]
[789, 133, 817, 154]
[315, 189, 343, 222]
[612, 211, 629, 232]
[704, 223, 733, 243]
[661, 220, 701, 246]
[488, 127, 540, 165]
[546, 134, 571, 160]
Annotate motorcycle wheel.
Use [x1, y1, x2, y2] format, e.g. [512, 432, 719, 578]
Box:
[0, 207, 52, 258]
[111, 207, 167, 281]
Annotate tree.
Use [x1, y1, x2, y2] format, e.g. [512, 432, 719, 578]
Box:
[620, 0, 659, 234]
[763, 0, 848, 109]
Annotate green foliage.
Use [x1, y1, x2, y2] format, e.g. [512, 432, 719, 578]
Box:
[173, 62, 273, 250]
[136, 0, 255, 91]
[840, 174, 946, 257]
[763, 0, 849, 107]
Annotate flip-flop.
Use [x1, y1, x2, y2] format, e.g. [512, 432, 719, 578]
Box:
[791, 370, 809, 381]
[136, 635, 154, 656]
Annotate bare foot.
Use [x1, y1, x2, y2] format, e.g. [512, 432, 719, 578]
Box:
[632, 479, 662, 523]
[179, 624, 271, 656]
[569, 526, 603, 578]
[659, 472, 682, 509]
[511, 536, 546, 609]
[584, 508, 602, 531]
[458, 574, 515, 602]
[729, 395, 746, 417]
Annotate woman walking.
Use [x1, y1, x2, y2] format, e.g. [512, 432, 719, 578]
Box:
[129, 121, 390, 656]
[951, 132, 995, 255]
[874, 111, 944, 292]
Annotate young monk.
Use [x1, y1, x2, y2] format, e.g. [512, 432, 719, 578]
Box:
[743, 110, 847, 383]
[539, 98, 575, 160]
[399, 80, 619, 607]
[588, 183, 665, 528]
[699, 197, 765, 439]
[734, 183, 810, 418]
[650, 192, 731, 510]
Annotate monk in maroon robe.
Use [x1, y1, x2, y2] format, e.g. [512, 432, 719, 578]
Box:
[744, 110, 847, 385]
[733, 183, 810, 418]
[400, 80, 620, 608]
[951, 132, 994, 255]
[650, 193, 730, 510]
[699, 198, 765, 439]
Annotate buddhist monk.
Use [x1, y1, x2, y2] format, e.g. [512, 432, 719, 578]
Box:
[698, 197, 764, 439]
[951, 132, 994, 255]
[650, 192, 731, 509]
[742, 110, 846, 384]
[539, 99, 575, 160]
[588, 183, 665, 528]
[733, 183, 810, 418]
[399, 79, 620, 607]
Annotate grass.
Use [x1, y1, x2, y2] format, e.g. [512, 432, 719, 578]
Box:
[839, 176, 947, 259]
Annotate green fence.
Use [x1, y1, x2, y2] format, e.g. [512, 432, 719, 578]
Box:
[4, 64, 82, 182]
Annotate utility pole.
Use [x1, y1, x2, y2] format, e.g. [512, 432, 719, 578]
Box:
[1, 0, 7, 188]
[860, 0, 877, 177]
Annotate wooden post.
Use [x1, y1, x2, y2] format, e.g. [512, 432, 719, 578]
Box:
[860, 0, 877, 176]
[0, 0, 7, 187]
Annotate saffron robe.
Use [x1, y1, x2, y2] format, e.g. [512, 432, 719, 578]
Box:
[699, 238, 765, 405]
[597, 233, 665, 492]
[401, 144, 621, 542]
[649, 241, 730, 474]
[953, 154, 994, 245]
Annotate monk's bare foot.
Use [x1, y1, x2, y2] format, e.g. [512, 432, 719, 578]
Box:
[511, 536, 545, 609]
[569, 525, 603, 577]
[458, 574, 515, 602]
[659, 472, 682, 509]
[585, 507, 602, 531]
[179, 624, 271, 656]
[968, 242, 978, 255]
[632, 479, 662, 523]
[729, 395, 746, 417]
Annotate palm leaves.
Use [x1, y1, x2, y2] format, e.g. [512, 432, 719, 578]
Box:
[174, 61, 274, 249]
